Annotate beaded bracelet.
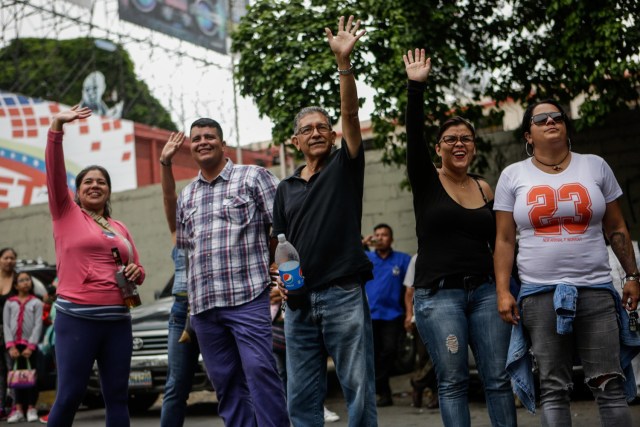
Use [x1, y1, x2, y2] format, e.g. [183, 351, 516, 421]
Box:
[338, 65, 353, 75]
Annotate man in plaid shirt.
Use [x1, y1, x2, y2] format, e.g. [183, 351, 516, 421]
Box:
[176, 118, 289, 427]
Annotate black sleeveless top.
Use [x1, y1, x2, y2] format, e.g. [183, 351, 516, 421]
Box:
[406, 80, 495, 289]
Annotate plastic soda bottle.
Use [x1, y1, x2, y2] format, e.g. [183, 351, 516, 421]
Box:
[274, 234, 305, 293]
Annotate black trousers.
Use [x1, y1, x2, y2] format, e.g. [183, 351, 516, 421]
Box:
[372, 318, 403, 396]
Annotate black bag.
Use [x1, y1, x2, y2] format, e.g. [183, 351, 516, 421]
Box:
[272, 316, 286, 354]
[393, 332, 417, 375]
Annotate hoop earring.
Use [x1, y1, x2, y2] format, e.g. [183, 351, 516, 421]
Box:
[525, 142, 534, 157]
[567, 138, 572, 151]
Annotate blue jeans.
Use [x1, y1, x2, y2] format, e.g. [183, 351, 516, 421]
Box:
[522, 289, 631, 427]
[160, 296, 200, 427]
[191, 287, 289, 427]
[414, 282, 516, 427]
[285, 282, 377, 427]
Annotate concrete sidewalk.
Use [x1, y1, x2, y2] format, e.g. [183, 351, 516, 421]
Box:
[319, 372, 640, 427]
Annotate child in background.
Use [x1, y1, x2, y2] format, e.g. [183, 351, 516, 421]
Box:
[3, 271, 43, 423]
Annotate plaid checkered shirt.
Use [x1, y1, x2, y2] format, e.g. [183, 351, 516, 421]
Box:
[176, 159, 279, 315]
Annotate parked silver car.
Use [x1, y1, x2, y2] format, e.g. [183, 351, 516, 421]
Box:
[85, 277, 212, 412]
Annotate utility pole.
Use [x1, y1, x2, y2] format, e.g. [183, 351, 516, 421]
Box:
[228, 0, 242, 164]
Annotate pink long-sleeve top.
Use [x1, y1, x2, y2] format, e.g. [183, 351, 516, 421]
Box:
[46, 129, 145, 306]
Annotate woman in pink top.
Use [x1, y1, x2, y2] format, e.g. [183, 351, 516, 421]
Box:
[45, 105, 145, 427]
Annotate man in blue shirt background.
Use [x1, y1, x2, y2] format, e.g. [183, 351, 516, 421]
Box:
[363, 223, 412, 407]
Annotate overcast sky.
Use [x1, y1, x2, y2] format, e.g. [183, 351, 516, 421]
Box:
[3, 0, 374, 147]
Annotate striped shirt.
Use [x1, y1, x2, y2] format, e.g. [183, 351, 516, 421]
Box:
[54, 297, 131, 321]
[176, 159, 279, 315]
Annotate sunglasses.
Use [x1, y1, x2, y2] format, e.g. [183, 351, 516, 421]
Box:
[531, 111, 564, 126]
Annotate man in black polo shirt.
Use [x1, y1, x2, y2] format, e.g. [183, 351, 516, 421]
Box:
[271, 15, 376, 426]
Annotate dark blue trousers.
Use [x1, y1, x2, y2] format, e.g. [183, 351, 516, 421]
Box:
[191, 288, 289, 427]
[47, 311, 132, 427]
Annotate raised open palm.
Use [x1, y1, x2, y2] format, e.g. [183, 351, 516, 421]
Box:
[403, 48, 432, 83]
[54, 105, 92, 125]
[325, 15, 365, 59]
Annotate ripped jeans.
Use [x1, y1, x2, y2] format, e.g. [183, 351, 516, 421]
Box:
[414, 282, 515, 427]
[522, 289, 632, 427]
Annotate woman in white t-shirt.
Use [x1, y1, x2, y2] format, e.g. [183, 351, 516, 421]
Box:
[493, 99, 639, 427]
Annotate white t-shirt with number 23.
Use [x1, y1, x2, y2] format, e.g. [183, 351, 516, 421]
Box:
[494, 153, 622, 286]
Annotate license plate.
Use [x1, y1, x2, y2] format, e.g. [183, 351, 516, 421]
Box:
[128, 370, 152, 388]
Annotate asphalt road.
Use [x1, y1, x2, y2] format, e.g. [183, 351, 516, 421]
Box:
[54, 373, 640, 426]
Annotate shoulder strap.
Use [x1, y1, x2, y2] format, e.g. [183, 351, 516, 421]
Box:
[472, 177, 489, 204]
[83, 209, 134, 263]
[470, 177, 494, 256]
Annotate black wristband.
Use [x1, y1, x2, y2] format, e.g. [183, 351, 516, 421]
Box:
[624, 273, 640, 282]
[159, 158, 172, 167]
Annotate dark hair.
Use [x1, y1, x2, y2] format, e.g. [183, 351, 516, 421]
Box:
[74, 165, 112, 218]
[13, 271, 36, 296]
[521, 99, 574, 138]
[373, 223, 393, 238]
[190, 118, 224, 141]
[293, 107, 332, 135]
[0, 248, 17, 258]
[436, 116, 476, 143]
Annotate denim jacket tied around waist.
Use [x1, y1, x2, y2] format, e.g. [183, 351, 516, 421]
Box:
[506, 282, 640, 413]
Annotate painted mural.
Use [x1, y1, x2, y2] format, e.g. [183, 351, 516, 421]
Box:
[0, 91, 136, 209]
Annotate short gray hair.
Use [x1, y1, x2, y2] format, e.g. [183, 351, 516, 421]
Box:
[293, 106, 331, 135]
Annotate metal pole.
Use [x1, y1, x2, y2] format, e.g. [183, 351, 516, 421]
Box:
[279, 143, 287, 179]
[231, 54, 242, 164]
[228, 0, 242, 164]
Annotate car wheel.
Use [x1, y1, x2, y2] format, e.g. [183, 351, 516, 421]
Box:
[128, 392, 160, 413]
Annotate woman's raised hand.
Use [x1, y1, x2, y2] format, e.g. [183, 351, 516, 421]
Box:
[325, 15, 365, 60]
[403, 48, 432, 83]
[51, 105, 92, 131]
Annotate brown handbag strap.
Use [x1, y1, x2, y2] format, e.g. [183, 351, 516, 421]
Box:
[83, 209, 134, 263]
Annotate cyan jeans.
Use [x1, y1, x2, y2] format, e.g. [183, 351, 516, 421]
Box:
[285, 282, 378, 427]
[522, 288, 631, 427]
[414, 281, 516, 427]
[160, 296, 200, 427]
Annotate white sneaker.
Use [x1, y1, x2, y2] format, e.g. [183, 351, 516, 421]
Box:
[323, 406, 340, 422]
[7, 410, 25, 423]
[27, 408, 38, 422]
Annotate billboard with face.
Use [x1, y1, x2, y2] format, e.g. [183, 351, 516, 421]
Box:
[118, 0, 229, 53]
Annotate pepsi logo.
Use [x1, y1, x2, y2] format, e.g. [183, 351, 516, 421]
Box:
[282, 273, 293, 284]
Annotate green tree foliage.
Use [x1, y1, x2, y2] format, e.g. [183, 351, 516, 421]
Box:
[232, 0, 639, 172]
[0, 38, 176, 130]
[232, 1, 357, 145]
[488, 0, 640, 131]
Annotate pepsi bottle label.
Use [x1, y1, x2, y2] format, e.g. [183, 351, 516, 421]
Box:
[278, 260, 304, 291]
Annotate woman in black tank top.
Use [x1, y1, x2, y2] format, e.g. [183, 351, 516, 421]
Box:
[403, 49, 516, 427]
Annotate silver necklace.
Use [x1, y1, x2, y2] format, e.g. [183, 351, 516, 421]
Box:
[440, 169, 468, 188]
